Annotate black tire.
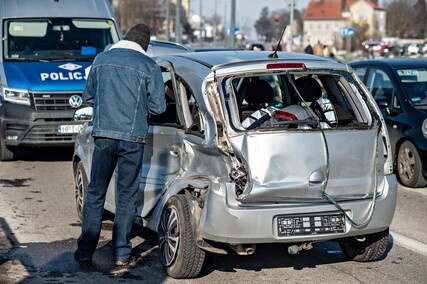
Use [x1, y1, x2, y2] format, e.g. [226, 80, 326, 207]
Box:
[158, 195, 205, 279]
[339, 228, 389, 262]
[397, 140, 426, 188]
[0, 139, 14, 161]
[75, 161, 88, 220]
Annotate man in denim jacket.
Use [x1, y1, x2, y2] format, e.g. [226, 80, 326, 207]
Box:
[75, 23, 166, 266]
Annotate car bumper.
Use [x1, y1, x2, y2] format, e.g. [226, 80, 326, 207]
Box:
[199, 175, 397, 244]
[1, 104, 82, 147]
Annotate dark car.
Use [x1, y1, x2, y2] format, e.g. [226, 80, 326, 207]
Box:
[349, 58, 427, 188]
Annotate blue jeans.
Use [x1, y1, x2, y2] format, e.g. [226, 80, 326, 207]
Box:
[77, 138, 144, 261]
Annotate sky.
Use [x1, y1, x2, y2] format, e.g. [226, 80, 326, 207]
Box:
[188, 0, 310, 38]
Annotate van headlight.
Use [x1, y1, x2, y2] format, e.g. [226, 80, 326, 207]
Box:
[422, 119, 427, 139]
[2, 87, 31, 106]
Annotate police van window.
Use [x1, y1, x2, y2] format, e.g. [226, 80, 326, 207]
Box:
[5, 18, 118, 61]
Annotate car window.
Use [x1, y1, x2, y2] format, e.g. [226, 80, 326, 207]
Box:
[149, 68, 180, 125]
[353, 67, 367, 82]
[366, 68, 394, 106]
[396, 68, 427, 105]
[226, 71, 364, 131]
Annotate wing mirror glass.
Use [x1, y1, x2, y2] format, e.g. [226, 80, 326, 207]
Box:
[74, 106, 93, 121]
[376, 98, 389, 109]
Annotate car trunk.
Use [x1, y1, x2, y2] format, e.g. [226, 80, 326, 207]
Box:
[228, 127, 383, 203]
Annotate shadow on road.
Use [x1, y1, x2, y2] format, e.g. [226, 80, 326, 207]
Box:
[0, 216, 395, 282]
[13, 147, 74, 162]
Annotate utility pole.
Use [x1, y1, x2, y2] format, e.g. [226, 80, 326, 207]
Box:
[166, 0, 170, 41]
[288, 0, 295, 52]
[199, 0, 203, 46]
[230, 0, 236, 47]
[213, 0, 217, 46]
[175, 0, 181, 43]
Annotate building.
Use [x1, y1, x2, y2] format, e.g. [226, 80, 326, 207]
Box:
[303, 0, 386, 50]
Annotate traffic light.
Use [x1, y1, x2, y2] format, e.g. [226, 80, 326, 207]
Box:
[274, 15, 279, 22]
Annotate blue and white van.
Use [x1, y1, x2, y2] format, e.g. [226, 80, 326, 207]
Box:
[0, 0, 121, 160]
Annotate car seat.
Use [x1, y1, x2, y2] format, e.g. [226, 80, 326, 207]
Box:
[295, 76, 325, 120]
[240, 78, 275, 121]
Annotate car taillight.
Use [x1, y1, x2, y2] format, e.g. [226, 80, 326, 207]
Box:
[274, 110, 297, 120]
[267, 63, 306, 69]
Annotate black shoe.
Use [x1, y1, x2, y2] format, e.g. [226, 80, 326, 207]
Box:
[74, 250, 92, 263]
[114, 255, 137, 267]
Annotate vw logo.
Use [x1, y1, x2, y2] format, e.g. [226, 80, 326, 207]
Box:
[69, 95, 83, 108]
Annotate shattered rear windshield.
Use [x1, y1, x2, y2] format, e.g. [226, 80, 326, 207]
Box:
[224, 71, 371, 131]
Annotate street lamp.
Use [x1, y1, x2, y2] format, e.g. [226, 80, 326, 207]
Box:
[288, 0, 295, 52]
[175, 0, 182, 43]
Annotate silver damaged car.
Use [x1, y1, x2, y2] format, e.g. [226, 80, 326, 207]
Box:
[72, 50, 397, 279]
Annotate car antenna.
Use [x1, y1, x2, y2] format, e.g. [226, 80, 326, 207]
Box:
[268, 25, 287, 59]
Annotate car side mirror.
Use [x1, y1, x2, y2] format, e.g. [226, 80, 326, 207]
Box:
[74, 106, 93, 122]
[376, 98, 389, 109]
[375, 98, 399, 116]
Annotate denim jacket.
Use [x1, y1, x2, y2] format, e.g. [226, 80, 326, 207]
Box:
[83, 40, 166, 143]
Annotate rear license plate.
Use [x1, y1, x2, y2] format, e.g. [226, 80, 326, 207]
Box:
[277, 213, 345, 237]
[57, 124, 83, 134]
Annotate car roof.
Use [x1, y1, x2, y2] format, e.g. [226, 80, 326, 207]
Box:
[349, 58, 427, 69]
[147, 40, 194, 56]
[160, 50, 336, 68]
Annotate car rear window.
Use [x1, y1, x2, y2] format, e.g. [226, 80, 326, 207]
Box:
[224, 71, 371, 131]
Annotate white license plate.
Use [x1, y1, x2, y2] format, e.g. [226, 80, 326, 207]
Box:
[277, 213, 345, 237]
[57, 124, 83, 134]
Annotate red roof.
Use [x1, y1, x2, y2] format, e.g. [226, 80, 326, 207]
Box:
[304, 0, 382, 21]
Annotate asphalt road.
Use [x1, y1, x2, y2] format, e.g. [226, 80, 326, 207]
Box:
[0, 147, 426, 284]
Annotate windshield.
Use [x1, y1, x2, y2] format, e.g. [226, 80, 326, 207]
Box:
[3, 18, 120, 61]
[397, 68, 427, 105]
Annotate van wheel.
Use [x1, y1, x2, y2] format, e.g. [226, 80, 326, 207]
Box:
[397, 140, 426, 188]
[75, 162, 88, 220]
[158, 195, 205, 279]
[0, 139, 15, 161]
[339, 228, 389, 262]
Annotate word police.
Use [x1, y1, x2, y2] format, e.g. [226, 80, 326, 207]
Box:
[40, 72, 86, 81]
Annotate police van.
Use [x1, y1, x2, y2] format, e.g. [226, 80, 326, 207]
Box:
[0, 0, 121, 160]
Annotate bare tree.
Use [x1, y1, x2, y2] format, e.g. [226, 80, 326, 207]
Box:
[113, 0, 191, 40]
[386, 0, 426, 38]
[351, 21, 370, 51]
[413, 0, 427, 39]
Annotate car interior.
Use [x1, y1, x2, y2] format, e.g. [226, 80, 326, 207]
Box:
[230, 73, 360, 130]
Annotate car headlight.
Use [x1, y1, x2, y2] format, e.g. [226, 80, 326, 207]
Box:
[422, 119, 427, 139]
[2, 87, 31, 106]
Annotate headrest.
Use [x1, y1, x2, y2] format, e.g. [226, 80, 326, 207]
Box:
[295, 77, 322, 102]
[245, 79, 274, 104]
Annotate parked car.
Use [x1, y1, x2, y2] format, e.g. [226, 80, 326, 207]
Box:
[146, 40, 193, 56]
[350, 58, 427, 187]
[73, 51, 397, 278]
[406, 43, 420, 56]
[246, 42, 266, 51]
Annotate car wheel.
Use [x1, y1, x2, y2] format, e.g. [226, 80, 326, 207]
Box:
[75, 161, 88, 220]
[0, 139, 15, 161]
[339, 228, 389, 262]
[158, 194, 205, 279]
[397, 140, 426, 188]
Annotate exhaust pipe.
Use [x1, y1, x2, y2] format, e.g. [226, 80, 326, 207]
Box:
[228, 244, 256, 255]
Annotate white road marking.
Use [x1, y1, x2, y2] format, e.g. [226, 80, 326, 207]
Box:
[391, 231, 427, 257]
